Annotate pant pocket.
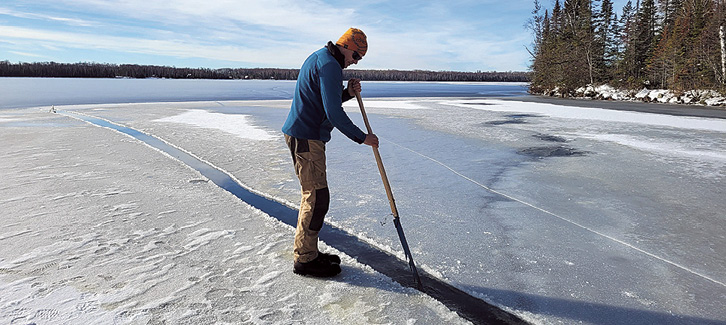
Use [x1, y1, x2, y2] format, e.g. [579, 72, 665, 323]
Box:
[295, 149, 326, 187]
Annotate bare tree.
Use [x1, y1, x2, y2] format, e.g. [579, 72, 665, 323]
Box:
[721, 25, 725, 84]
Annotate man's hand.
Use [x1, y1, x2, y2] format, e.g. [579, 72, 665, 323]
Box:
[347, 78, 362, 97]
[363, 133, 379, 148]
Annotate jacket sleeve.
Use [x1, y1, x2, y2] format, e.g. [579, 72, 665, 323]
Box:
[319, 62, 367, 144]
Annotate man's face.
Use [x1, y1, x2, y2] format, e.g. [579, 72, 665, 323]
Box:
[340, 47, 361, 69]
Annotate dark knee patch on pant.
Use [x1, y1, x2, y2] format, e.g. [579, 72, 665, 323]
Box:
[309, 187, 329, 231]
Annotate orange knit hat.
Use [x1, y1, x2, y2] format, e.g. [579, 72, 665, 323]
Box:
[336, 28, 368, 57]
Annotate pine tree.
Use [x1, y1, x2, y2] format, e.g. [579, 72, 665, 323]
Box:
[529, 0, 725, 94]
[528, 0, 547, 91]
[594, 0, 618, 81]
[560, 0, 596, 91]
[634, 0, 660, 85]
[614, 1, 638, 86]
[685, 0, 719, 89]
[659, 0, 683, 29]
[530, 0, 568, 93]
[648, 0, 687, 88]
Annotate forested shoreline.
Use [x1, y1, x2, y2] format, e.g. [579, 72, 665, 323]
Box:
[0, 61, 529, 82]
[528, 0, 726, 97]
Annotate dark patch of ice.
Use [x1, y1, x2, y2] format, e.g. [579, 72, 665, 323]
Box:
[484, 114, 542, 126]
[485, 119, 528, 125]
[518, 146, 589, 158]
[505, 114, 540, 119]
[533, 134, 568, 143]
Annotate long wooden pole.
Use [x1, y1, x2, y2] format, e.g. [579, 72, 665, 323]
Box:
[355, 95, 398, 218]
[355, 92, 422, 288]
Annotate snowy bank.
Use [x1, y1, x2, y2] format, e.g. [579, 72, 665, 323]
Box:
[541, 85, 726, 107]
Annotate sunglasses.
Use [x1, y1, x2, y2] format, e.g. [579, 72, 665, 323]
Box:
[352, 51, 362, 61]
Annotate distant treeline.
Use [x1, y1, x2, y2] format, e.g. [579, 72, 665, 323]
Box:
[528, 0, 726, 95]
[0, 61, 529, 82]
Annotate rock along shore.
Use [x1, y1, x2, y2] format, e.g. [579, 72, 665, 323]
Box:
[539, 85, 726, 107]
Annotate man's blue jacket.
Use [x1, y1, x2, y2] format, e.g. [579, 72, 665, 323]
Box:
[282, 43, 366, 144]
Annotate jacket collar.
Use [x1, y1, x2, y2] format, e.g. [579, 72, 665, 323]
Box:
[326, 41, 345, 69]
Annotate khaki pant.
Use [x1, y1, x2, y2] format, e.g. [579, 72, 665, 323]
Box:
[285, 135, 329, 263]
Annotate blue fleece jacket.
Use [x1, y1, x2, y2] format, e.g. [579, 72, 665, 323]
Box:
[281, 45, 366, 144]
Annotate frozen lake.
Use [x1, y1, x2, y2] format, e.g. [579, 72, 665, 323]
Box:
[0, 77, 528, 109]
[1, 79, 725, 324]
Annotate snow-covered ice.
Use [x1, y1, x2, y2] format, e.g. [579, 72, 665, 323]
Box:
[155, 109, 277, 141]
[0, 107, 468, 324]
[443, 99, 726, 131]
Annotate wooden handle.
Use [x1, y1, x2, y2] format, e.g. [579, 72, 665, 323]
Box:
[355, 92, 399, 218]
[355, 92, 374, 134]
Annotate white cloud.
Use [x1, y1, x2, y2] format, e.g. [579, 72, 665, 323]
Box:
[0, 7, 97, 26]
[357, 26, 531, 71]
[0, 25, 309, 66]
[0, 0, 532, 71]
[42, 0, 356, 40]
[8, 51, 47, 58]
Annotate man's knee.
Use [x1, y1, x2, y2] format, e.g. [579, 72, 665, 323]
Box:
[309, 187, 329, 231]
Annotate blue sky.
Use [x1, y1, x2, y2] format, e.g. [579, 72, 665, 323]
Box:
[0, 1, 629, 72]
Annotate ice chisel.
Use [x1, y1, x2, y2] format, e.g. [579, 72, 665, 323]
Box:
[355, 91, 423, 289]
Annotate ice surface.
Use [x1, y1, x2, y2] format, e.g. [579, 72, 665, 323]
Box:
[580, 133, 726, 163]
[344, 99, 430, 110]
[104, 98, 723, 325]
[445, 99, 726, 132]
[0, 108, 469, 324]
[3, 87, 726, 324]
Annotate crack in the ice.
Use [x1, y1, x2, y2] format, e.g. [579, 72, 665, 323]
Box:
[59, 110, 528, 325]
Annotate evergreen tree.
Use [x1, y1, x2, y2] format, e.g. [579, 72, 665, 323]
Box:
[682, 0, 718, 89]
[648, 0, 686, 88]
[659, 0, 683, 29]
[594, 0, 618, 81]
[528, 0, 724, 94]
[615, 1, 638, 85]
[633, 0, 660, 85]
[529, 0, 567, 93]
[562, 0, 596, 91]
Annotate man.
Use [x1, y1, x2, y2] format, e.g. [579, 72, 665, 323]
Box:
[282, 27, 379, 277]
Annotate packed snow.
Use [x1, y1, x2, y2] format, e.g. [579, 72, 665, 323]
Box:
[155, 109, 277, 141]
[2, 87, 725, 324]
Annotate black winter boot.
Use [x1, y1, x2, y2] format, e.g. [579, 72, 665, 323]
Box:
[318, 251, 341, 265]
[293, 255, 341, 277]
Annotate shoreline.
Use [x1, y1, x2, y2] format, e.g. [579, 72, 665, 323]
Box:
[6, 94, 726, 121]
[499, 95, 726, 120]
